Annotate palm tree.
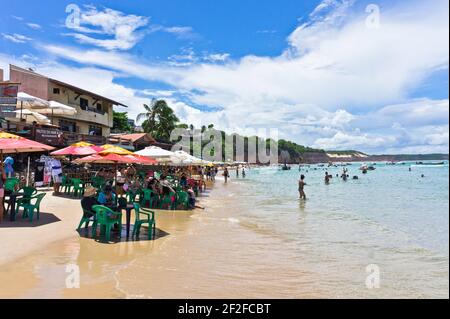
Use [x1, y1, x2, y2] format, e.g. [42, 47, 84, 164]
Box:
[136, 99, 180, 142]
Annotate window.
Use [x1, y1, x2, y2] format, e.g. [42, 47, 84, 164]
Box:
[89, 125, 102, 136]
[60, 120, 76, 133]
[80, 98, 89, 110]
[53, 88, 60, 94]
[96, 103, 102, 111]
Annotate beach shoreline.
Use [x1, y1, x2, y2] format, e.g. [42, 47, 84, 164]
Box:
[0, 179, 225, 298]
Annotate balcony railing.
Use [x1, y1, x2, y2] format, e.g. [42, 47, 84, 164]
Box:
[80, 105, 106, 115]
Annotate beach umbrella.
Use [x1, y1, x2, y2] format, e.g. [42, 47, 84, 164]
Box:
[99, 145, 134, 156]
[50, 141, 104, 156]
[0, 131, 55, 155]
[0, 131, 55, 184]
[135, 146, 174, 163]
[37, 101, 77, 124]
[16, 92, 50, 108]
[75, 147, 156, 184]
[11, 109, 51, 124]
[16, 92, 50, 120]
[170, 150, 205, 166]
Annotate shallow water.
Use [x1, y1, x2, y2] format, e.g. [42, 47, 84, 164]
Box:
[0, 161, 448, 298]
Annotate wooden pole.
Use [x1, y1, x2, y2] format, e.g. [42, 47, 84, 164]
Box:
[26, 156, 30, 187]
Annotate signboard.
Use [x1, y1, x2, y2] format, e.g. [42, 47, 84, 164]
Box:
[0, 83, 18, 118]
[35, 127, 65, 146]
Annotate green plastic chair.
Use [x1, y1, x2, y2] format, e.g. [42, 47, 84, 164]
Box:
[4, 178, 19, 193]
[92, 205, 122, 242]
[71, 178, 84, 197]
[160, 192, 175, 210]
[19, 193, 46, 222]
[176, 191, 190, 210]
[132, 203, 156, 240]
[140, 189, 159, 208]
[92, 176, 105, 186]
[14, 186, 38, 215]
[126, 189, 139, 204]
[77, 209, 98, 237]
[61, 176, 72, 194]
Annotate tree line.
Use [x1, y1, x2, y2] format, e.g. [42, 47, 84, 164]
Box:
[113, 99, 325, 162]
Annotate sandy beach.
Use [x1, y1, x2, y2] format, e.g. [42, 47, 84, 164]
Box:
[1, 164, 448, 299]
[0, 176, 325, 299]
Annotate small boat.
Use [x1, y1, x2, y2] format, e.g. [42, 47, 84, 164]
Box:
[416, 162, 445, 166]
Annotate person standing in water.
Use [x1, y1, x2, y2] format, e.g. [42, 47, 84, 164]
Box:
[224, 167, 230, 183]
[242, 168, 246, 178]
[325, 172, 330, 184]
[236, 166, 239, 178]
[298, 175, 307, 200]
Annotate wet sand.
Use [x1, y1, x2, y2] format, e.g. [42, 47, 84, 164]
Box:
[0, 179, 322, 299]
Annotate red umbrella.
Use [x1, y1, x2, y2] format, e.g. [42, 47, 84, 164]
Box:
[74, 150, 157, 184]
[50, 141, 103, 156]
[0, 132, 55, 185]
[74, 153, 157, 165]
[0, 131, 55, 156]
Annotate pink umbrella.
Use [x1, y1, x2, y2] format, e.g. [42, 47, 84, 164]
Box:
[51, 142, 104, 156]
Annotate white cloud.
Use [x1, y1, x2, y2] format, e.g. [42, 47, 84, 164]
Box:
[1, 33, 32, 43]
[204, 53, 230, 63]
[22, 0, 450, 153]
[65, 6, 149, 50]
[27, 23, 42, 30]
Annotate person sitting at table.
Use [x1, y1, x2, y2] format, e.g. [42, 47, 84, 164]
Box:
[159, 175, 175, 193]
[180, 173, 188, 188]
[97, 184, 116, 207]
[81, 186, 98, 218]
[116, 168, 127, 195]
[186, 186, 196, 209]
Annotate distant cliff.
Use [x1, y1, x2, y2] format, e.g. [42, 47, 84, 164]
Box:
[291, 151, 448, 164]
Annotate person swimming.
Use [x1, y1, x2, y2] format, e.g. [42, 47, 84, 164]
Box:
[298, 175, 307, 200]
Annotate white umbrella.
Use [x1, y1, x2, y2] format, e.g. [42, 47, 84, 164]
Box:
[170, 150, 205, 166]
[135, 146, 174, 163]
[17, 92, 50, 108]
[39, 101, 77, 116]
[16, 92, 50, 120]
[12, 109, 51, 124]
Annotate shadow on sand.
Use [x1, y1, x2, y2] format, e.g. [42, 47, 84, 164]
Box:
[77, 225, 170, 244]
[0, 212, 61, 228]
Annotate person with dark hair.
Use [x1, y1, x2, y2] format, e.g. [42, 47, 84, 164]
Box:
[81, 186, 99, 218]
[325, 172, 330, 184]
[299, 175, 307, 200]
[98, 184, 116, 207]
[223, 167, 230, 183]
[180, 173, 188, 188]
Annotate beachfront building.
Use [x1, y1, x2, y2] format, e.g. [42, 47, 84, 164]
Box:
[6, 64, 127, 144]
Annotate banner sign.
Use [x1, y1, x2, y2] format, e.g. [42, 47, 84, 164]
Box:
[35, 127, 65, 146]
[0, 83, 18, 118]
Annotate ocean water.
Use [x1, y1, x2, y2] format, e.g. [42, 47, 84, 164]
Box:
[0, 161, 448, 298]
[225, 161, 449, 298]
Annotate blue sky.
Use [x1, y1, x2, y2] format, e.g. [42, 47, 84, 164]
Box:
[0, 0, 448, 154]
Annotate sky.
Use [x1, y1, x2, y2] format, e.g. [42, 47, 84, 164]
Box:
[0, 0, 448, 154]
